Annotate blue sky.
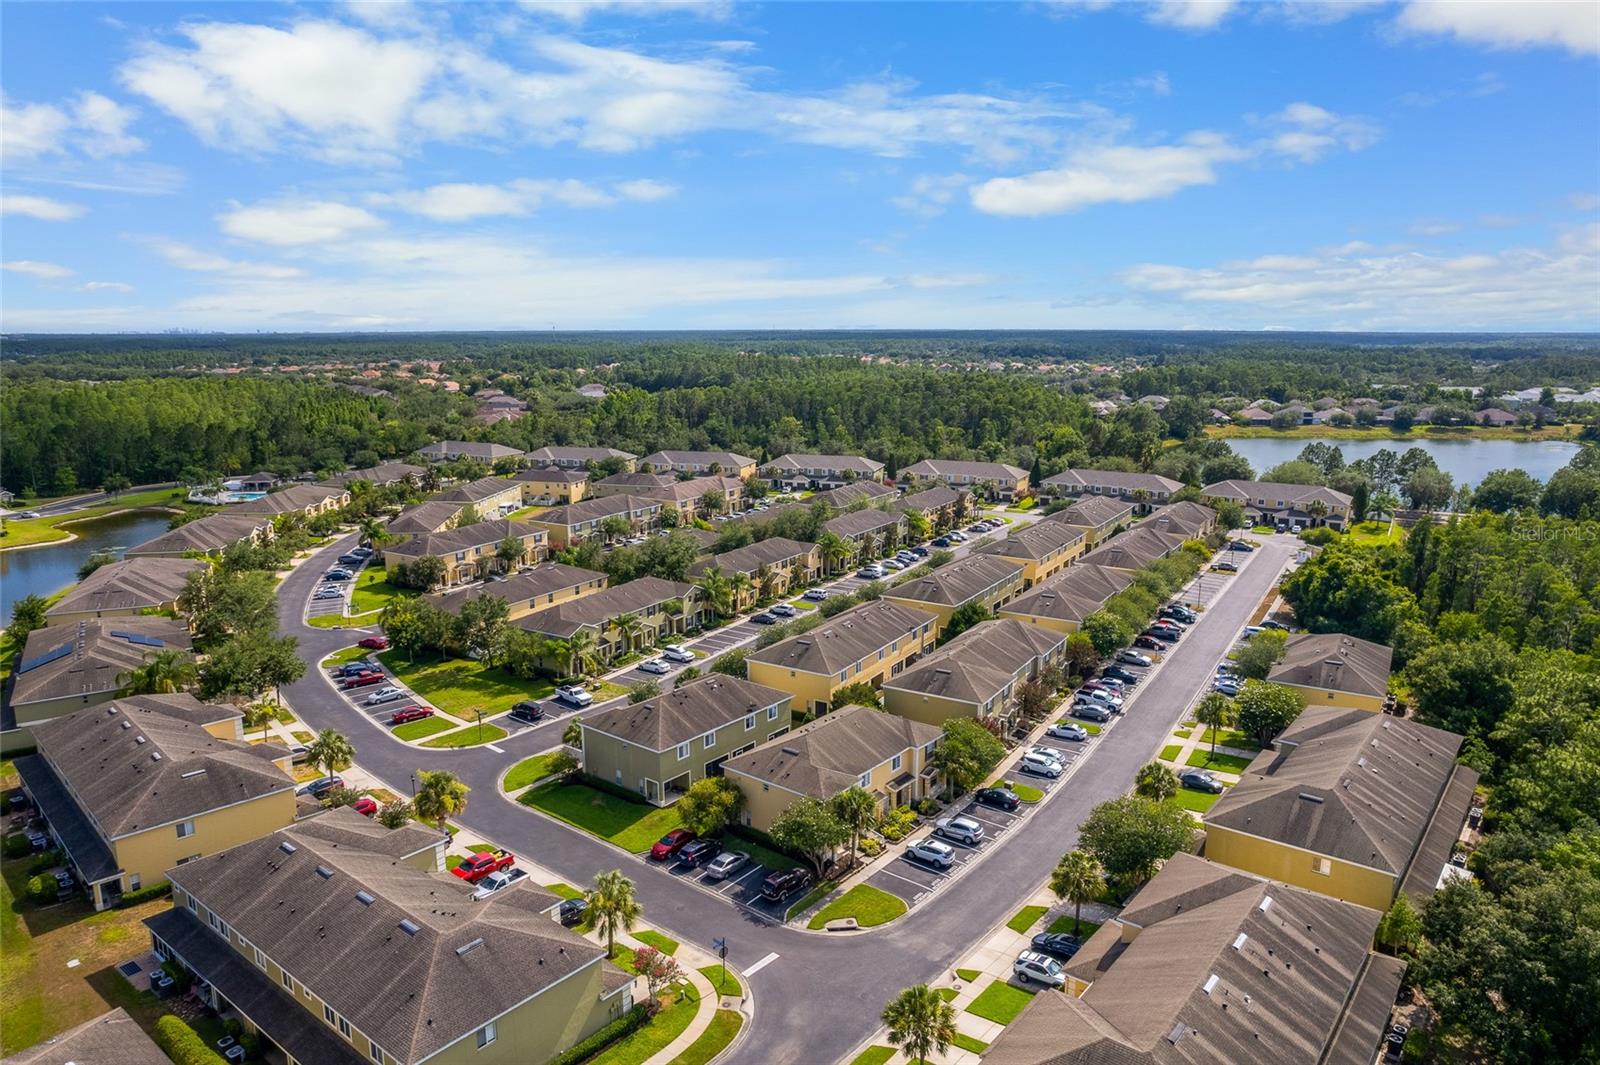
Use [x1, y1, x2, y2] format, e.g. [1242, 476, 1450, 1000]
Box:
[1, 0, 1596, 332]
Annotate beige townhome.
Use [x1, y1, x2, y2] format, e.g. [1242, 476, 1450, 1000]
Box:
[977, 520, 1086, 587]
[882, 619, 1066, 729]
[724, 704, 943, 832]
[15, 695, 299, 910]
[1039, 495, 1135, 546]
[810, 481, 898, 509]
[580, 675, 793, 805]
[1201, 479, 1354, 529]
[639, 450, 758, 479]
[433, 475, 524, 517]
[44, 555, 205, 626]
[983, 852, 1405, 1065]
[10, 617, 195, 727]
[1267, 633, 1394, 712]
[894, 485, 970, 531]
[823, 508, 907, 561]
[594, 473, 745, 518]
[386, 500, 469, 537]
[424, 562, 607, 622]
[145, 809, 630, 1065]
[1075, 524, 1187, 573]
[417, 440, 526, 464]
[1143, 499, 1218, 539]
[687, 538, 822, 610]
[382, 520, 546, 586]
[901, 459, 1030, 502]
[1039, 469, 1183, 513]
[3, 1006, 171, 1064]
[231, 483, 351, 520]
[127, 513, 274, 558]
[517, 576, 701, 667]
[321, 461, 426, 488]
[763, 453, 886, 490]
[527, 495, 663, 548]
[996, 563, 1134, 636]
[747, 599, 938, 717]
[1204, 706, 1478, 913]
[881, 553, 1025, 634]
[511, 466, 589, 506]
[525, 445, 638, 471]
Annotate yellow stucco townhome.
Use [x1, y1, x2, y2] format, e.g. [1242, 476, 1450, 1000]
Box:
[723, 703, 944, 832]
[881, 553, 1025, 635]
[1266, 633, 1394, 712]
[687, 538, 822, 611]
[1142, 499, 1219, 540]
[432, 475, 526, 517]
[580, 675, 793, 805]
[417, 440, 526, 465]
[1038, 469, 1183, 513]
[43, 555, 205, 626]
[639, 449, 758, 479]
[527, 495, 663, 549]
[1203, 706, 1479, 913]
[146, 808, 630, 1065]
[894, 485, 971, 532]
[594, 473, 745, 519]
[1074, 524, 1187, 574]
[10, 617, 195, 728]
[1201, 478, 1354, 530]
[747, 599, 938, 717]
[232, 483, 351, 520]
[14, 694, 299, 910]
[882, 619, 1066, 730]
[517, 576, 703, 667]
[1038, 496, 1135, 546]
[823, 508, 907, 563]
[425, 562, 607, 622]
[976, 519, 1086, 588]
[525, 445, 637, 472]
[901, 459, 1030, 502]
[511, 466, 589, 506]
[762, 453, 886, 491]
[386, 500, 470, 537]
[996, 563, 1134, 637]
[382, 519, 547, 587]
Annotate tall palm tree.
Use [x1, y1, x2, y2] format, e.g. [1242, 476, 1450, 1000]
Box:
[567, 629, 601, 678]
[306, 729, 355, 785]
[729, 572, 755, 612]
[695, 569, 733, 619]
[815, 531, 851, 575]
[1134, 761, 1178, 802]
[242, 702, 276, 742]
[881, 985, 957, 1065]
[589, 869, 641, 960]
[116, 650, 198, 696]
[755, 564, 780, 601]
[1049, 849, 1103, 935]
[1194, 691, 1235, 760]
[860, 532, 878, 562]
[612, 613, 643, 656]
[358, 516, 390, 548]
[831, 786, 879, 868]
[414, 769, 470, 831]
[1307, 499, 1329, 527]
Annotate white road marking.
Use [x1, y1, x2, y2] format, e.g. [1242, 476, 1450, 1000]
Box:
[485, 743, 505, 753]
[744, 951, 780, 976]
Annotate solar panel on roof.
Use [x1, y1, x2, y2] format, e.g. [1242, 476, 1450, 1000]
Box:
[109, 630, 165, 647]
[16, 642, 74, 674]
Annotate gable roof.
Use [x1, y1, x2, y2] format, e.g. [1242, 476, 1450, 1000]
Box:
[418, 440, 525, 461]
[434, 476, 522, 504]
[0, 1007, 170, 1065]
[884, 553, 1023, 608]
[811, 481, 898, 508]
[525, 445, 636, 464]
[903, 458, 1028, 481]
[425, 563, 605, 616]
[747, 599, 935, 675]
[687, 537, 817, 579]
[231, 483, 348, 516]
[518, 576, 692, 639]
[824, 508, 904, 539]
[1202, 480, 1353, 509]
[998, 564, 1135, 625]
[46, 556, 205, 618]
[1042, 469, 1184, 494]
[722, 704, 940, 799]
[979, 520, 1084, 562]
[641, 449, 756, 469]
[636, 475, 746, 503]
[765, 453, 884, 475]
[884, 619, 1064, 705]
[1144, 501, 1217, 538]
[531, 494, 660, 527]
[11, 617, 194, 708]
[1268, 633, 1392, 697]
[386, 500, 466, 536]
[593, 472, 678, 491]
[127, 513, 271, 557]
[895, 485, 968, 512]
[322, 461, 425, 486]
[584, 675, 790, 751]
[1042, 495, 1136, 530]
[390, 519, 541, 558]
[1077, 524, 1186, 571]
[511, 467, 589, 484]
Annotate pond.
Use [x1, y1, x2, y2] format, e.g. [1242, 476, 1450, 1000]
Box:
[1, 509, 175, 622]
[1224, 436, 1580, 488]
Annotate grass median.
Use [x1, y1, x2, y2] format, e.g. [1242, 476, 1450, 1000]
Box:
[377, 650, 554, 716]
[520, 780, 685, 853]
[1185, 750, 1253, 773]
[419, 723, 508, 748]
[503, 752, 563, 792]
[806, 884, 907, 929]
[965, 980, 1036, 1025]
[391, 716, 456, 742]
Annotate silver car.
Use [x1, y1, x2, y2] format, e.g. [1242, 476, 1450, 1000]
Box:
[934, 816, 984, 846]
[1018, 751, 1062, 778]
[364, 687, 404, 705]
[1013, 950, 1065, 988]
[905, 838, 955, 869]
[639, 658, 671, 674]
[704, 851, 749, 880]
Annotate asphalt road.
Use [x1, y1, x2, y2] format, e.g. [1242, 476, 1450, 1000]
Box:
[277, 529, 1295, 1065]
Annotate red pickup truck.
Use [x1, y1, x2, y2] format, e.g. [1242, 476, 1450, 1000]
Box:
[452, 850, 515, 883]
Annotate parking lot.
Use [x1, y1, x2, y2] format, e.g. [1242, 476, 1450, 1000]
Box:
[650, 850, 796, 922]
[304, 552, 371, 621]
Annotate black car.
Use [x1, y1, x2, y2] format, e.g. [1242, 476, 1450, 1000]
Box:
[1159, 606, 1196, 624]
[508, 701, 545, 724]
[303, 775, 344, 798]
[931, 536, 952, 548]
[750, 612, 778, 625]
[1179, 769, 1225, 794]
[1228, 540, 1255, 552]
[557, 897, 590, 927]
[337, 553, 364, 565]
[677, 838, 720, 866]
[973, 787, 1020, 811]
[910, 546, 930, 558]
[331, 662, 376, 678]
[760, 867, 813, 901]
[1029, 932, 1082, 960]
[1101, 665, 1139, 684]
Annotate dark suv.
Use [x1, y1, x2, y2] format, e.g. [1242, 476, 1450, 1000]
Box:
[508, 701, 545, 724]
[760, 867, 813, 901]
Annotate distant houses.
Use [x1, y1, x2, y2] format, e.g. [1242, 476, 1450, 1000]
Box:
[901, 459, 1029, 502]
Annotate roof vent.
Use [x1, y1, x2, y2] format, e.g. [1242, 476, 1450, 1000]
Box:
[150, 751, 163, 762]
[135, 736, 146, 745]
[455, 937, 484, 956]
[1202, 974, 1220, 994]
[780, 747, 800, 756]
[1297, 792, 1324, 804]
[355, 891, 375, 906]
[398, 919, 420, 936]
[108, 706, 119, 715]
[181, 769, 206, 779]
[1167, 1023, 1189, 1046]
[1258, 896, 1274, 914]
[279, 841, 297, 855]
[314, 865, 334, 880]
[1232, 932, 1249, 951]
[121, 720, 132, 730]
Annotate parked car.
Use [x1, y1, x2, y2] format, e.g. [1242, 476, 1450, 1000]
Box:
[881, 559, 903, 571]
[358, 635, 389, 650]
[557, 896, 590, 927]
[353, 797, 378, 817]
[1212, 560, 1239, 573]
[930, 536, 952, 548]
[1116, 651, 1153, 667]
[1027, 745, 1066, 766]
[341, 673, 384, 690]
[1030, 932, 1082, 961]
[1102, 665, 1139, 683]
[662, 645, 696, 664]
[472, 868, 529, 899]
[1229, 540, 1255, 552]
[1261, 619, 1288, 631]
[934, 816, 985, 845]
[856, 565, 885, 579]
[1180, 769, 1226, 793]
[905, 838, 955, 869]
[288, 744, 311, 764]
[1046, 721, 1089, 741]
[750, 612, 779, 625]
[910, 546, 930, 558]
[389, 705, 433, 725]
[300, 775, 344, 798]
[705, 850, 750, 881]
[1147, 623, 1182, 639]
[760, 867, 813, 901]
[1013, 950, 1065, 988]
[1018, 751, 1063, 778]
[1243, 625, 1265, 637]
[337, 553, 364, 565]
[1160, 605, 1197, 624]
[948, 531, 968, 543]
[1072, 703, 1113, 723]
[332, 662, 376, 677]
[639, 657, 671, 674]
[364, 687, 404, 706]
[313, 589, 343, 600]
[973, 787, 1020, 811]
[350, 546, 373, 557]
[677, 838, 720, 866]
[452, 849, 515, 883]
[324, 569, 353, 581]
[1132, 635, 1167, 652]
[1213, 679, 1242, 697]
[508, 701, 545, 724]
[650, 828, 697, 861]
[556, 685, 593, 707]
[18, 511, 42, 520]
[1076, 688, 1121, 708]
[802, 588, 829, 602]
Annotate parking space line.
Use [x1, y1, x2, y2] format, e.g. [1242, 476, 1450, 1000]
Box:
[879, 866, 942, 888]
[484, 743, 505, 753]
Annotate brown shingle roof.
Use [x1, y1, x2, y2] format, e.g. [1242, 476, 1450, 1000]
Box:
[748, 599, 935, 675]
[1041, 469, 1183, 494]
[1143, 500, 1216, 538]
[1268, 633, 1392, 698]
[1201, 480, 1353, 508]
[641, 450, 756, 469]
[687, 537, 817, 579]
[884, 553, 1022, 608]
[979, 519, 1084, 562]
[903, 458, 1027, 481]
[583, 675, 790, 751]
[434, 475, 521, 504]
[46, 556, 205, 619]
[126, 513, 271, 557]
[765, 453, 885, 476]
[525, 445, 636, 465]
[884, 619, 1064, 706]
[11, 617, 194, 708]
[824, 509, 904, 539]
[532, 494, 659, 527]
[386, 500, 466, 536]
[895, 485, 968, 513]
[231, 483, 347, 516]
[998, 564, 1134, 625]
[391, 519, 542, 558]
[810, 481, 898, 508]
[424, 563, 605, 616]
[0, 1006, 170, 1065]
[1041, 495, 1135, 530]
[1077, 525, 1186, 571]
[722, 704, 940, 800]
[517, 576, 692, 639]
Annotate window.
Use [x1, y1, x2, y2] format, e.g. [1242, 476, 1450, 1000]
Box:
[281, 969, 294, 991]
[767, 705, 779, 721]
[1311, 856, 1332, 877]
[476, 1021, 497, 1049]
[128, 873, 141, 892]
[891, 754, 903, 772]
[677, 742, 690, 761]
[369, 1043, 385, 1064]
[186, 893, 197, 913]
[859, 772, 871, 788]
[339, 1017, 351, 1040]
[702, 731, 717, 750]
[176, 820, 195, 839]
[325, 1005, 337, 1026]
[745, 714, 755, 732]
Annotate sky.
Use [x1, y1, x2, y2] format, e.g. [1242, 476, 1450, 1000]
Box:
[1, 0, 1597, 333]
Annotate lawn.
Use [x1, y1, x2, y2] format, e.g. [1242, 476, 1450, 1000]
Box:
[0, 488, 186, 549]
[634, 929, 679, 955]
[545, 882, 583, 900]
[1010, 783, 1044, 803]
[503, 752, 564, 792]
[348, 566, 418, 614]
[1172, 728, 1191, 739]
[1197, 726, 1260, 751]
[1159, 744, 1182, 762]
[672, 1009, 743, 1065]
[954, 1033, 990, 1053]
[723, 831, 804, 872]
[588, 986, 701, 1065]
[785, 879, 837, 922]
[1345, 520, 1404, 546]
[391, 716, 456, 741]
[419, 723, 509, 748]
[322, 645, 373, 667]
[806, 884, 907, 929]
[1006, 905, 1048, 933]
[1047, 916, 1102, 938]
[1082, 723, 1102, 735]
[955, 967, 981, 983]
[965, 980, 1036, 1026]
[848, 1048, 895, 1065]
[1173, 788, 1227, 813]
[307, 613, 359, 629]
[936, 987, 958, 1002]
[521, 781, 686, 853]
[378, 650, 554, 716]
[699, 964, 743, 998]
[1185, 750, 1254, 773]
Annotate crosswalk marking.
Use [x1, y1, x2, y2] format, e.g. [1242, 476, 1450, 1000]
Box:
[745, 952, 780, 976]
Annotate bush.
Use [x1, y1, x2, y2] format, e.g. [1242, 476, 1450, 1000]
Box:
[26, 874, 57, 905]
[858, 836, 884, 857]
[1299, 526, 1338, 546]
[27, 850, 62, 875]
[877, 806, 919, 842]
[547, 1004, 650, 1065]
[2, 834, 33, 859]
[154, 1015, 228, 1065]
[913, 798, 941, 817]
[116, 882, 174, 908]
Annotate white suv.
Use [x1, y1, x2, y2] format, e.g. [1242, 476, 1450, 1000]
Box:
[1013, 950, 1065, 988]
[1018, 751, 1062, 778]
[934, 816, 984, 845]
[905, 838, 955, 869]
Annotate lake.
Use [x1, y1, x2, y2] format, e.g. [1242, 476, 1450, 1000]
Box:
[1, 509, 175, 622]
[1224, 436, 1580, 488]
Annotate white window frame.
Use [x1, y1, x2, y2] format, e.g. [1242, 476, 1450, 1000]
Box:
[745, 714, 755, 731]
[477, 1021, 497, 1049]
[859, 772, 871, 788]
[891, 754, 903, 772]
[369, 1042, 384, 1064]
[676, 742, 691, 761]
[702, 730, 717, 750]
[282, 969, 294, 991]
[767, 704, 779, 721]
[176, 819, 196, 839]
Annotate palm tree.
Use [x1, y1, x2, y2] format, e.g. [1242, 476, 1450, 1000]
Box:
[1373, 489, 1402, 535]
[1194, 691, 1235, 760]
[1134, 761, 1178, 802]
[755, 563, 780, 601]
[695, 569, 733, 619]
[612, 613, 643, 657]
[358, 516, 390, 548]
[860, 532, 878, 562]
[306, 729, 355, 785]
[589, 869, 641, 959]
[242, 701, 276, 742]
[116, 649, 198, 696]
[1307, 499, 1329, 527]
[567, 629, 601, 678]
[729, 572, 755, 612]
[414, 769, 470, 831]
[832, 786, 879, 868]
[881, 985, 958, 1065]
[815, 531, 852, 575]
[1049, 850, 1103, 935]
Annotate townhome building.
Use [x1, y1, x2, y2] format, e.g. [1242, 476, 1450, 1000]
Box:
[524, 445, 637, 472]
[1039, 469, 1183, 513]
[747, 600, 938, 717]
[1267, 633, 1393, 712]
[723, 704, 943, 832]
[594, 473, 746, 519]
[687, 538, 821, 610]
[416, 441, 526, 465]
[808, 481, 898, 509]
[231, 483, 350, 520]
[517, 577, 700, 666]
[44, 555, 205, 626]
[901, 459, 1030, 501]
[229, 472, 280, 493]
[510, 467, 589, 506]
[386, 501, 469, 537]
[1201, 479, 1354, 529]
[321, 461, 425, 488]
[424, 563, 607, 622]
[823, 508, 907, 561]
[127, 513, 275, 558]
[580, 675, 793, 805]
[894, 485, 971, 531]
[432, 476, 524, 516]
[144, 809, 629, 1065]
[996, 563, 1134, 636]
[762, 454, 886, 490]
[881, 553, 1025, 634]
[1075, 524, 1187, 573]
[382, 520, 546, 586]
[639, 450, 758, 479]
[883, 619, 1066, 730]
[11, 617, 195, 727]
[977, 519, 1086, 587]
[525, 495, 663, 548]
[1039, 496, 1135, 545]
[14, 695, 299, 910]
[1143, 499, 1218, 539]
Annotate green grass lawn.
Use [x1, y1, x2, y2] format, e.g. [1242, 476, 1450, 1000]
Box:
[0, 488, 185, 549]
[965, 980, 1036, 1026]
[806, 884, 908, 929]
[634, 929, 679, 955]
[322, 645, 372, 667]
[391, 716, 457, 741]
[954, 1033, 990, 1053]
[1173, 787, 1228, 813]
[956, 967, 981, 982]
[1011, 783, 1044, 803]
[419, 723, 509, 748]
[349, 567, 419, 614]
[503, 752, 563, 792]
[1047, 916, 1102, 938]
[1345, 520, 1404, 546]
[672, 1008, 743, 1065]
[1082, 723, 1102, 735]
[307, 613, 359, 629]
[848, 1047, 895, 1065]
[588, 986, 701, 1065]
[785, 879, 837, 922]
[1006, 905, 1048, 933]
[1185, 750, 1254, 773]
[936, 987, 958, 1002]
[1172, 728, 1191, 739]
[700, 964, 743, 998]
[1159, 743, 1182, 762]
[521, 781, 685, 853]
[378, 650, 553, 716]
[724, 832, 804, 872]
[1197, 726, 1260, 750]
[545, 882, 583, 900]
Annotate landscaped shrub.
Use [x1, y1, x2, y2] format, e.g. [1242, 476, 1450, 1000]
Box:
[1300, 526, 1338, 546]
[547, 1004, 650, 1065]
[858, 836, 884, 857]
[116, 882, 173, 908]
[154, 1015, 228, 1065]
[27, 850, 62, 875]
[2, 833, 33, 859]
[877, 806, 919, 842]
[26, 874, 57, 904]
[913, 798, 941, 817]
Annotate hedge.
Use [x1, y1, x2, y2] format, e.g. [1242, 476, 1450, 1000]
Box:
[27, 850, 62, 875]
[117, 882, 173, 908]
[155, 1015, 228, 1065]
[2, 833, 33, 859]
[547, 1004, 650, 1065]
[26, 875, 57, 905]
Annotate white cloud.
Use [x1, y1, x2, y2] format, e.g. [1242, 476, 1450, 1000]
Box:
[615, 179, 678, 202]
[1409, 218, 1461, 236]
[2, 260, 74, 279]
[0, 91, 143, 161]
[1, 96, 71, 158]
[970, 134, 1248, 217]
[892, 173, 971, 218]
[82, 280, 134, 293]
[1147, 0, 1238, 30]
[1263, 101, 1380, 162]
[219, 200, 385, 246]
[518, 0, 733, 23]
[366, 177, 674, 220]
[1133, 72, 1172, 96]
[1568, 192, 1600, 212]
[146, 238, 306, 279]
[70, 92, 145, 157]
[0, 194, 87, 221]
[1395, 1, 1599, 56]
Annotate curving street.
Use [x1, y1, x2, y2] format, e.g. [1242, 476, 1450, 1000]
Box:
[277, 531, 1297, 1065]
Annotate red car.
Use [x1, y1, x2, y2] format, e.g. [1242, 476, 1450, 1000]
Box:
[452, 850, 515, 883]
[359, 636, 389, 650]
[353, 797, 378, 817]
[390, 706, 434, 725]
[649, 829, 697, 861]
[1132, 635, 1168, 652]
[341, 673, 384, 690]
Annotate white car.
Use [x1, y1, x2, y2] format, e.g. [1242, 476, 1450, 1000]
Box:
[639, 658, 671, 674]
[1046, 721, 1089, 741]
[1117, 651, 1153, 667]
[881, 559, 903, 571]
[905, 838, 955, 869]
[1013, 950, 1065, 988]
[934, 816, 984, 845]
[1077, 688, 1122, 708]
[770, 603, 797, 617]
[471, 868, 528, 899]
[364, 687, 404, 705]
[662, 646, 696, 664]
[556, 685, 594, 707]
[1027, 745, 1066, 766]
[704, 851, 749, 880]
[948, 531, 968, 542]
[1018, 751, 1062, 778]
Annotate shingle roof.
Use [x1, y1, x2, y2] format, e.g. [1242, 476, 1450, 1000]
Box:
[161, 809, 613, 1064]
[11, 617, 194, 708]
[425, 563, 606, 616]
[895, 485, 968, 513]
[1201, 480, 1353, 508]
[747, 599, 935, 675]
[641, 450, 756, 469]
[722, 704, 940, 800]
[31, 695, 291, 839]
[903, 458, 1028, 481]
[884, 554, 1023, 608]
[765, 454, 885, 475]
[531, 494, 659, 527]
[1205, 706, 1469, 877]
[811, 481, 898, 508]
[1268, 633, 1392, 697]
[884, 620, 1064, 705]
[391, 519, 542, 558]
[46, 556, 205, 619]
[231, 483, 348, 516]
[584, 675, 790, 751]
[984, 853, 1389, 1065]
[1042, 469, 1184, 494]
[418, 440, 526, 461]
[979, 520, 1084, 562]
[127, 513, 271, 557]
[0, 1006, 170, 1065]
[594, 472, 678, 491]
[518, 576, 692, 639]
[1143, 501, 1217, 538]
[1042, 495, 1136, 530]
[322, 461, 425, 486]
[434, 475, 521, 504]
[386, 500, 466, 536]
[687, 537, 817, 579]
[525, 446, 636, 465]
[511, 467, 589, 484]
[824, 509, 904, 539]
[998, 564, 1135, 625]
[636, 475, 745, 503]
[1077, 525, 1186, 571]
